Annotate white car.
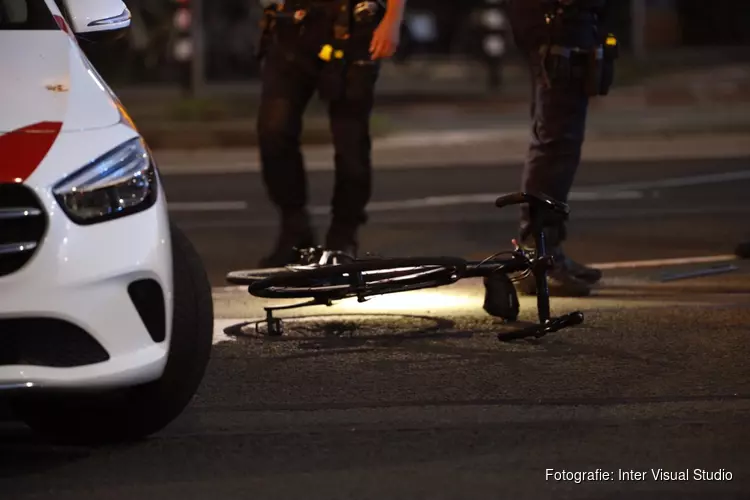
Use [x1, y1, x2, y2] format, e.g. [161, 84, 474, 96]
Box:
[0, 0, 213, 443]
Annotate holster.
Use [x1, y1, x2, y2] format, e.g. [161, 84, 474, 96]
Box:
[597, 33, 619, 96]
[585, 33, 619, 96]
[254, 6, 277, 61]
[538, 2, 618, 97]
[318, 0, 383, 103]
[255, 0, 311, 61]
[318, 57, 380, 103]
[538, 37, 618, 97]
[538, 45, 587, 88]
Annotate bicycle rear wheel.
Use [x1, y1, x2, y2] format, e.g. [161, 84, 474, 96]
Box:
[247, 257, 468, 300]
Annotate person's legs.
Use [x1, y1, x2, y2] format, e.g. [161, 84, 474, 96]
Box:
[516, 51, 598, 296]
[324, 63, 377, 255]
[520, 53, 587, 245]
[257, 46, 319, 267]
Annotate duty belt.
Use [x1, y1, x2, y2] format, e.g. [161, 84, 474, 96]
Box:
[268, 0, 352, 39]
[537, 34, 619, 96]
[539, 44, 603, 59]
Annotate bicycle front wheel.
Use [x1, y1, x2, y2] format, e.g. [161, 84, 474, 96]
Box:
[247, 257, 468, 300]
[226, 265, 320, 285]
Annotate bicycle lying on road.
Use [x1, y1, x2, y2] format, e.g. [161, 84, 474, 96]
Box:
[226, 192, 585, 342]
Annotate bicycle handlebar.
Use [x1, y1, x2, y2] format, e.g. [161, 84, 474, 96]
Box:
[495, 191, 570, 216]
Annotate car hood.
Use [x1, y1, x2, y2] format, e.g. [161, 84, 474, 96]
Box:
[0, 31, 121, 133]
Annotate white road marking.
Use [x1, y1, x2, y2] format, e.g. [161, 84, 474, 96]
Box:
[311, 190, 642, 214]
[373, 129, 528, 148]
[173, 204, 750, 230]
[165, 168, 750, 214]
[566, 190, 645, 201]
[309, 190, 643, 214]
[168, 191, 642, 215]
[168, 192, 632, 214]
[586, 254, 738, 270]
[154, 132, 750, 175]
[595, 169, 750, 192]
[168, 201, 249, 212]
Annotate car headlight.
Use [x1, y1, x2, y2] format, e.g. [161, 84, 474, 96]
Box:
[53, 137, 158, 225]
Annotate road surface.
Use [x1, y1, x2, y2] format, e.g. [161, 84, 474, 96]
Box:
[1, 156, 749, 499]
[164, 156, 750, 284]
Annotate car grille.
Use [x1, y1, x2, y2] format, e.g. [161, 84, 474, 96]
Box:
[0, 184, 47, 277]
[0, 319, 110, 368]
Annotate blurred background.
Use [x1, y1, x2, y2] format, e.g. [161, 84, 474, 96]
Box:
[79, 0, 750, 150]
[94, 0, 750, 86]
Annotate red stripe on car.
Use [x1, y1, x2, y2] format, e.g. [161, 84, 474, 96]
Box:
[53, 15, 70, 34]
[0, 122, 64, 183]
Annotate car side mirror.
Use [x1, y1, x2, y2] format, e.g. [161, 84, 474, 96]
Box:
[61, 0, 131, 43]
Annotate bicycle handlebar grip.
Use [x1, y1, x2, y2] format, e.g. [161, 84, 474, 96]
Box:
[495, 192, 570, 215]
[495, 192, 525, 208]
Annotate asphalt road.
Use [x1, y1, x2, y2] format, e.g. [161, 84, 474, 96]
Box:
[163, 156, 750, 284]
[2, 156, 750, 499]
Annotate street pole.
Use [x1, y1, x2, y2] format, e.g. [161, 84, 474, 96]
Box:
[190, 0, 205, 96]
[631, 0, 646, 60]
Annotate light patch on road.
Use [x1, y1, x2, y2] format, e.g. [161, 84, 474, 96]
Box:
[213, 319, 241, 344]
[214, 285, 248, 293]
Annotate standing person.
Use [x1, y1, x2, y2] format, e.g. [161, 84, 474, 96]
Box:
[506, 0, 615, 296]
[255, 0, 405, 268]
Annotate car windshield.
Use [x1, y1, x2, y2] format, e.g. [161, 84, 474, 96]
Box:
[0, 0, 58, 30]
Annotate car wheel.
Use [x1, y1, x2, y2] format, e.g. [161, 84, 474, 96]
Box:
[11, 222, 214, 445]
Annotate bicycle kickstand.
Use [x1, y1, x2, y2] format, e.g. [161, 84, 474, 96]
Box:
[256, 297, 333, 337]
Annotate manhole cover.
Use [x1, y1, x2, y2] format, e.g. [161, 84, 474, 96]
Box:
[223, 313, 477, 350]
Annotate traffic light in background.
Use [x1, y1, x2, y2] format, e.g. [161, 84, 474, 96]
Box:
[477, 0, 509, 90]
[171, 0, 193, 94]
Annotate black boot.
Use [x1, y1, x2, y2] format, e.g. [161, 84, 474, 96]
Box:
[561, 256, 603, 284]
[517, 223, 602, 284]
[325, 222, 359, 260]
[258, 212, 316, 268]
[514, 259, 594, 297]
[513, 239, 593, 297]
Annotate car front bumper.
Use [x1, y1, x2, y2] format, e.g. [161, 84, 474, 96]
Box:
[0, 180, 174, 391]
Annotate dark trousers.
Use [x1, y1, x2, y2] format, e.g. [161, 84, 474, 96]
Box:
[257, 15, 378, 233]
[518, 50, 590, 248]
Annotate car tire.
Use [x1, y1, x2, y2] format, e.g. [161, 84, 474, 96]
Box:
[11, 222, 214, 445]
